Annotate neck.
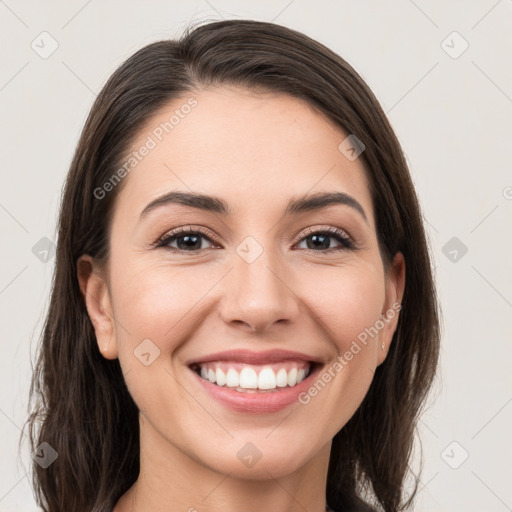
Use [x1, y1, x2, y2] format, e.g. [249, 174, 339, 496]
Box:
[114, 414, 331, 512]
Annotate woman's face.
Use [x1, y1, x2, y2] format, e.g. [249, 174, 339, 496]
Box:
[80, 85, 404, 480]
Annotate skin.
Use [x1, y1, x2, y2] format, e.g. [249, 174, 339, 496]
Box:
[78, 85, 405, 512]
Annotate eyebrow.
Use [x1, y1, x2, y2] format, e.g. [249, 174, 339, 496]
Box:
[139, 190, 368, 223]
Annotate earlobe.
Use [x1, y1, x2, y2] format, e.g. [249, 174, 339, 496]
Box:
[77, 255, 118, 360]
[377, 252, 405, 365]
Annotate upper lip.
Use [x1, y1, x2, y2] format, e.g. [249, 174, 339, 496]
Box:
[187, 349, 323, 366]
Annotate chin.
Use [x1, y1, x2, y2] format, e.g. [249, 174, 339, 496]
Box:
[196, 439, 317, 480]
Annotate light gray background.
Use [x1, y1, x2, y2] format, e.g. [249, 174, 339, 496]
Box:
[1, 1, 511, 511]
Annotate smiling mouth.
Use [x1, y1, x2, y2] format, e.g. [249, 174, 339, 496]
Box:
[189, 360, 319, 393]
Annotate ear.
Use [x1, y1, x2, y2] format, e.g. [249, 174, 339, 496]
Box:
[377, 251, 405, 366]
[77, 255, 118, 360]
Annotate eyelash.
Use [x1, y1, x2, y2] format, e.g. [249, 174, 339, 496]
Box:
[153, 225, 357, 254]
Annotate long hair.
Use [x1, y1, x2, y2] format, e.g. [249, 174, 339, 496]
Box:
[22, 19, 440, 512]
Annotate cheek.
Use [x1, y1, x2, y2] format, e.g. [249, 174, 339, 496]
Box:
[287, 261, 386, 436]
[110, 261, 203, 346]
[301, 262, 385, 351]
[110, 252, 386, 357]
[107, 261, 203, 418]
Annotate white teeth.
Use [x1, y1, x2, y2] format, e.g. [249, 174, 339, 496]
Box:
[215, 368, 226, 386]
[258, 367, 276, 389]
[225, 368, 240, 388]
[196, 363, 312, 391]
[239, 367, 258, 389]
[287, 367, 297, 387]
[276, 368, 288, 387]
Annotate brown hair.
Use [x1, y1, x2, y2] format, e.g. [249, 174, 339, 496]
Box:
[22, 18, 440, 512]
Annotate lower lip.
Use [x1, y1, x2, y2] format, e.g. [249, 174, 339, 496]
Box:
[190, 365, 321, 414]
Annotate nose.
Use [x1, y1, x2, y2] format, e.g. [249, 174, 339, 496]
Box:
[218, 244, 300, 333]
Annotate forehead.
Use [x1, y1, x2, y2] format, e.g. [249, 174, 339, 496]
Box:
[114, 86, 374, 224]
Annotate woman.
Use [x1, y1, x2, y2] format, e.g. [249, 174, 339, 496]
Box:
[24, 19, 440, 512]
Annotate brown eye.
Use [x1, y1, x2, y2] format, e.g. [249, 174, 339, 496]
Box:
[155, 227, 218, 253]
[295, 227, 355, 252]
[154, 225, 356, 254]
